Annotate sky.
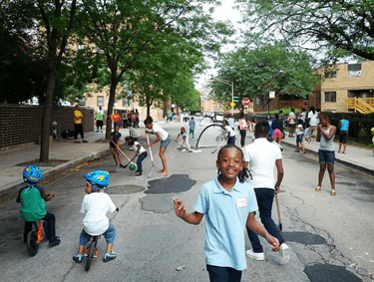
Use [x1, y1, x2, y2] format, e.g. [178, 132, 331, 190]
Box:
[194, 0, 245, 91]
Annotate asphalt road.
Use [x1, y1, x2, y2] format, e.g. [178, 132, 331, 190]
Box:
[0, 121, 373, 282]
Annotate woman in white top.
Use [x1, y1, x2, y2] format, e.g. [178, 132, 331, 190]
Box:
[308, 106, 318, 138]
[144, 116, 171, 177]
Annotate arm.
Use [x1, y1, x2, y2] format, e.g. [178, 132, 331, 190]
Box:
[316, 125, 321, 142]
[275, 159, 283, 194]
[173, 198, 204, 225]
[149, 132, 161, 146]
[176, 133, 181, 142]
[246, 212, 279, 251]
[321, 126, 336, 140]
[41, 190, 55, 202]
[131, 145, 141, 161]
[338, 120, 341, 129]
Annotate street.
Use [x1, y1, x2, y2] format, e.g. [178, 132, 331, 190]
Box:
[0, 120, 373, 282]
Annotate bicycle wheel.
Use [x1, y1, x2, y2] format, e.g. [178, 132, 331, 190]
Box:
[85, 241, 96, 271]
[26, 231, 39, 256]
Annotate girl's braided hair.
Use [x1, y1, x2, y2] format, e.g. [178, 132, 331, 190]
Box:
[217, 144, 252, 183]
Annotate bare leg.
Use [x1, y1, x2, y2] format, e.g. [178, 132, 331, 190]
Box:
[78, 245, 85, 255]
[327, 163, 335, 190]
[159, 147, 168, 173]
[343, 144, 347, 152]
[111, 149, 118, 165]
[117, 150, 122, 164]
[318, 163, 326, 187]
[339, 142, 342, 151]
[301, 142, 305, 151]
[106, 243, 113, 254]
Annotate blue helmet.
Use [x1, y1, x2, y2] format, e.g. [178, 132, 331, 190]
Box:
[84, 170, 109, 192]
[23, 165, 42, 186]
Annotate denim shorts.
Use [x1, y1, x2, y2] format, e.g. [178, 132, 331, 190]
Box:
[160, 134, 171, 149]
[79, 222, 116, 246]
[318, 150, 335, 165]
[296, 134, 304, 143]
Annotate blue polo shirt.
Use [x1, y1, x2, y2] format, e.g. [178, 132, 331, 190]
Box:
[193, 177, 258, 271]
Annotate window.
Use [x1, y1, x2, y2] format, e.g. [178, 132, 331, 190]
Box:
[325, 92, 336, 102]
[97, 96, 104, 107]
[79, 97, 86, 106]
[327, 72, 336, 78]
[348, 64, 361, 77]
[122, 98, 128, 107]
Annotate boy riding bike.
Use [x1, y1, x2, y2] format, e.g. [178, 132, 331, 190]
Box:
[73, 170, 117, 263]
[16, 165, 61, 246]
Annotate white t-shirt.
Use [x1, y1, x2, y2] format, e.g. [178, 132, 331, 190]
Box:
[224, 125, 236, 137]
[296, 124, 304, 135]
[243, 138, 282, 189]
[80, 192, 117, 235]
[134, 141, 146, 154]
[151, 123, 169, 141]
[288, 112, 296, 125]
[180, 132, 190, 147]
[308, 111, 318, 126]
[129, 127, 141, 138]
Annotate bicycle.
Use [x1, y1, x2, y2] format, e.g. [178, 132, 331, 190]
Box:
[26, 219, 47, 257]
[84, 207, 119, 271]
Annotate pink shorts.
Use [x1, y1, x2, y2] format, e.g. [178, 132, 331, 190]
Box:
[273, 129, 282, 139]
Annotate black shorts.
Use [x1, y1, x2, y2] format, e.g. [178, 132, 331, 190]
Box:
[97, 120, 103, 127]
[74, 124, 84, 139]
[339, 131, 348, 144]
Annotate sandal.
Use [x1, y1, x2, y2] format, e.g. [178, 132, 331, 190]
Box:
[315, 186, 321, 192]
[330, 189, 336, 196]
[159, 172, 169, 177]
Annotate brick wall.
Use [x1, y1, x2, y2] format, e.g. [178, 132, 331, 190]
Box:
[0, 105, 94, 149]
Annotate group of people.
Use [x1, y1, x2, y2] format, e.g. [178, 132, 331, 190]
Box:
[110, 109, 139, 129]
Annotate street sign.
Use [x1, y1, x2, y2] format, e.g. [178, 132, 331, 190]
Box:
[242, 98, 250, 106]
[269, 91, 275, 99]
[230, 101, 236, 108]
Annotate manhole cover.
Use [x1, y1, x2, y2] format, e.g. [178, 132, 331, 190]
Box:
[105, 185, 145, 194]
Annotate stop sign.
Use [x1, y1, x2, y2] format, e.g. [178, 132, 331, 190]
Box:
[242, 98, 250, 106]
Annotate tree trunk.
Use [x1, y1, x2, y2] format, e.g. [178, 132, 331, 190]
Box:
[105, 77, 119, 139]
[39, 61, 57, 163]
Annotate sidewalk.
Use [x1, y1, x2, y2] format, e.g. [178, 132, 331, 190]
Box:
[281, 134, 374, 175]
[0, 126, 131, 196]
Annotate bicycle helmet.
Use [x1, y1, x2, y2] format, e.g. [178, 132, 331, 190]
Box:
[23, 165, 42, 186]
[84, 170, 109, 192]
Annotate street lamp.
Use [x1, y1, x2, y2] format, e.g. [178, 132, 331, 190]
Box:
[266, 70, 284, 114]
[212, 77, 234, 115]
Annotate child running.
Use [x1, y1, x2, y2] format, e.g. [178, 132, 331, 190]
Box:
[110, 125, 122, 166]
[295, 120, 306, 154]
[16, 165, 61, 246]
[189, 116, 196, 139]
[144, 116, 171, 177]
[128, 138, 148, 177]
[73, 171, 117, 263]
[176, 127, 190, 151]
[222, 119, 236, 145]
[316, 114, 337, 196]
[173, 144, 279, 282]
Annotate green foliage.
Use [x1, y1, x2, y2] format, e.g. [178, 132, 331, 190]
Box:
[239, 0, 374, 61]
[210, 42, 320, 112]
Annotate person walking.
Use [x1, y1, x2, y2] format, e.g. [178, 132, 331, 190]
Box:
[307, 106, 318, 138]
[74, 105, 88, 143]
[288, 108, 296, 137]
[338, 115, 349, 154]
[271, 113, 284, 145]
[238, 114, 248, 147]
[243, 121, 290, 264]
[316, 114, 337, 196]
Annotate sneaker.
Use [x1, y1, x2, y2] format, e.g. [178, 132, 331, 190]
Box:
[245, 249, 264, 261]
[342, 151, 346, 154]
[279, 243, 290, 264]
[330, 189, 337, 196]
[103, 250, 116, 262]
[135, 172, 142, 177]
[307, 139, 311, 143]
[73, 253, 83, 263]
[84, 247, 98, 257]
[49, 236, 61, 247]
[294, 149, 299, 153]
[338, 150, 341, 153]
[302, 151, 306, 154]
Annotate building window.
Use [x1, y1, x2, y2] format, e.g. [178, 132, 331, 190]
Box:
[97, 96, 104, 107]
[79, 97, 86, 106]
[348, 64, 361, 77]
[325, 92, 336, 102]
[122, 98, 128, 107]
[327, 72, 336, 78]
[256, 97, 261, 105]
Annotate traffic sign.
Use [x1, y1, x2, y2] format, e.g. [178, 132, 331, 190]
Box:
[230, 101, 236, 108]
[242, 98, 250, 106]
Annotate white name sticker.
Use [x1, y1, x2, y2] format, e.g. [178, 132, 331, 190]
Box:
[236, 197, 248, 209]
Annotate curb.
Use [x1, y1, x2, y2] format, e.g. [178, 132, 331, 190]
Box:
[282, 142, 374, 176]
[0, 140, 127, 197]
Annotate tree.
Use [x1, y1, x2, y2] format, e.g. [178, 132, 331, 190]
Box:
[210, 42, 320, 113]
[75, 0, 233, 139]
[238, 0, 374, 61]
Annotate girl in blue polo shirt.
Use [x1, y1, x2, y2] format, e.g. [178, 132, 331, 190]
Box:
[173, 144, 280, 282]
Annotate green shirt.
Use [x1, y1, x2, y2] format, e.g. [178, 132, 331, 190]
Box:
[96, 109, 104, 121]
[20, 186, 46, 221]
